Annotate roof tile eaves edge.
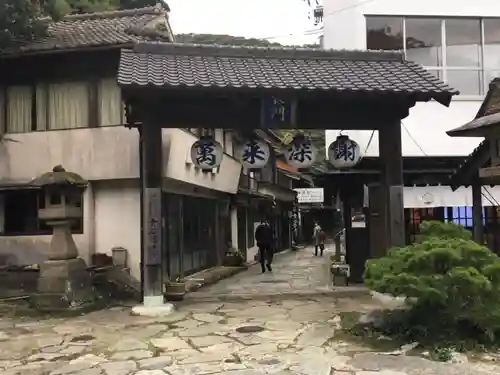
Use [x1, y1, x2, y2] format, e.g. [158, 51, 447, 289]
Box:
[404, 61, 459, 94]
[116, 79, 454, 96]
[2, 40, 140, 57]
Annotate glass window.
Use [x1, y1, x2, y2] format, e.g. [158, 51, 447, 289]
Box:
[366, 16, 500, 96]
[99, 78, 123, 126]
[1, 189, 83, 236]
[484, 19, 500, 68]
[47, 82, 89, 130]
[366, 17, 403, 51]
[405, 18, 443, 67]
[445, 18, 481, 67]
[6, 86, 32, 133]
[447, 70, 482, 95]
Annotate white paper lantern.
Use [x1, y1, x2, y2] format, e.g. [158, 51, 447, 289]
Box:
[238, 139, 270, 169]
[328, 135, 361, 169]
[190, 136, 223, 170]
[285, 134, 316, 169]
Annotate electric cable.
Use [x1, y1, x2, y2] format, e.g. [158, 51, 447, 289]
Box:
[402, 121, 427, 156]
[483, 187, 500, 206]
[319, 0, 380, 19]
[262, 0, 381, 40]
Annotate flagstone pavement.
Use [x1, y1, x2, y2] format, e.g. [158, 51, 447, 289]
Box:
[1, 247, 500, 375]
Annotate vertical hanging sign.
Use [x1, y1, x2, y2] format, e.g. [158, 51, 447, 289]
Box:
[144, 188, 162, 265]
[291, 199, 299, 244]
[262, 97, 296, 128]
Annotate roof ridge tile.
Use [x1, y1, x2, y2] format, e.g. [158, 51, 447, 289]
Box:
[133, 42, 405, 62]
[61, 4, 165, 22]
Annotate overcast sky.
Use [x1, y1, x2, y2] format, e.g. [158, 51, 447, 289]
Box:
[167, 0, 322, 45]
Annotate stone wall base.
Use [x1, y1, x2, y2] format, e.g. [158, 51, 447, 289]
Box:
[34, 258, 97, 311]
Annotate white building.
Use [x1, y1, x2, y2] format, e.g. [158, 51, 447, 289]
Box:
[322, 0, 500, 157]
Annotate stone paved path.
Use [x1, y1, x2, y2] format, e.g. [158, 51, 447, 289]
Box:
[0, 247, 499, 375]
[186, 246, 349, 301]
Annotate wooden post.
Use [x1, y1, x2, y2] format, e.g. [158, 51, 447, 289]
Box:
[334, 193, 342, 262]
[379, 121, 405, 250]
[472, 175, 484, 244]
[341, 187, 352, 262]
[139, 121, 164, 305]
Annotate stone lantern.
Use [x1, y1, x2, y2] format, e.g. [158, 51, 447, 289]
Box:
[31, 165, 95, 310]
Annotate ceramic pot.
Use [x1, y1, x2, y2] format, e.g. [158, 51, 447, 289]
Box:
[165, 282, 186, 301]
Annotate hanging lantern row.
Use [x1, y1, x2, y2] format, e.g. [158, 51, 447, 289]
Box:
[327, 135, 361, 169]
[190, 132, 361, 171]
[285, 133, 316, 169]
[190, 136, 224, 170]
[238, 138, 270, 169]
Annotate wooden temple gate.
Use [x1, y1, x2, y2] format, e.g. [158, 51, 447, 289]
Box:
[118, 42, 457, 302]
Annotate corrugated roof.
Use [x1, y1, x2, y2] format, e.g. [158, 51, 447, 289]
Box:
[118, 42, 457, 103]
[1, 5, 173, 57]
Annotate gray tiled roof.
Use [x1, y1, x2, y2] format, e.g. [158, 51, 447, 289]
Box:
[118, 42, 458, 103]
[2, 6, 173, 56]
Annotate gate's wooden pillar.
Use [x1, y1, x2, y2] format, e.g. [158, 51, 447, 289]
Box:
[472, 174, 484, 244]
[139, 120, 164, 305]
[378, 121, 405, 251]
[341, 186, 352, 261]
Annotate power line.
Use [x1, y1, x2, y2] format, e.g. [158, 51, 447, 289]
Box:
[261, 27, 324, 40]
[262, 0, 379, 40]
[362, 130, 375, 158]
[481, 192, 496, 207]
[402, 121, 427, 156]
[483, 187, 500, 206]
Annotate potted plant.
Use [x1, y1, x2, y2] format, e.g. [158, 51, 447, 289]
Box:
[223, 246, 245, 267]
[331, 264, 350, 286]
[165, 277, 186, 301]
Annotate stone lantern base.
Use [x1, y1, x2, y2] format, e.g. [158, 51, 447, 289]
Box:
[34, 258, 97, 311]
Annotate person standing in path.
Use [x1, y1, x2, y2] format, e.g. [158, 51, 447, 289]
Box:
[313, 221, 326, 256]
[255, 219, 274, 273]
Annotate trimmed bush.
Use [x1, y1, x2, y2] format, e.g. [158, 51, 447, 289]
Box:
[364, 221, 500, 344]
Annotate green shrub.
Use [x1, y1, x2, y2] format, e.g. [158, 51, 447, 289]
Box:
[364, 221, 500, 344]
[419, 220, 472, 241]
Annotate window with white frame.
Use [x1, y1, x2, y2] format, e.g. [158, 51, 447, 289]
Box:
[366, 16, 500, 96]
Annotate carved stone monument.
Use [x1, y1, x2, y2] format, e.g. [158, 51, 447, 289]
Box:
[32, 165, 96, 310]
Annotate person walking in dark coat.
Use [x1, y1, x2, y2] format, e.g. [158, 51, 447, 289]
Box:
[255, 219, 274, 273]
